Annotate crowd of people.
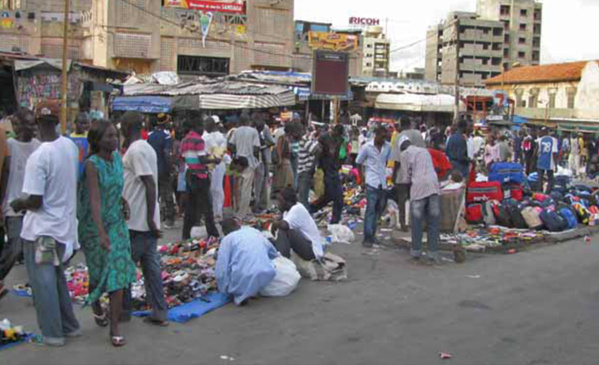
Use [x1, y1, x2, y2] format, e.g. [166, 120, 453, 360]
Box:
[0, 100, 595, 348]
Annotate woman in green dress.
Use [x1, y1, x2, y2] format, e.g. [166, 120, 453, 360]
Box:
[79, 120, 137, 347]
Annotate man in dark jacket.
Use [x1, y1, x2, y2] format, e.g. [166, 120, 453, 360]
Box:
[445, 120, 470, 179]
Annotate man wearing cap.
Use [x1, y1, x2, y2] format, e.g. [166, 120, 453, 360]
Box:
[148, 113, 176, 229]
[397, 135, 441, 264]
[535, 127, 559, 194]
[10, 100, 81, 345]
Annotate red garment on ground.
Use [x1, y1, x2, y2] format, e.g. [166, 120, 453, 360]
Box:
[427, 148, 452, 180]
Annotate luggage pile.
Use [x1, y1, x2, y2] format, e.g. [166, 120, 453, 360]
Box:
[466, 163, 599, 232]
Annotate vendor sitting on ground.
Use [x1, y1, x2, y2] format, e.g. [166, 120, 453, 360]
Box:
[215, 219, 278, 306]
[272, 188, 325, 261]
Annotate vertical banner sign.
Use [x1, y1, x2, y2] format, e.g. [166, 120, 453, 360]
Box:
[200, 11, 214, 47]
[311, 51, 350, 96]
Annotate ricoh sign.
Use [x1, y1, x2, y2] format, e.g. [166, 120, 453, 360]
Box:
[349, 17, 381, 26]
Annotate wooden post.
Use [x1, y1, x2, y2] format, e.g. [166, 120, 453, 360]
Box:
[60, 0, 70, 134]
[454, 18, 461, 122]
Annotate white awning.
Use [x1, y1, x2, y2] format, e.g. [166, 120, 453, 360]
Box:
[375, 93, 466, 113]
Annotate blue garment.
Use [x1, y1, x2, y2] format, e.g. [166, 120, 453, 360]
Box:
[364, 186, 387, 244]
[147, 129, 172, 175]
[537, 136, 558, 170]
[356, 141, 392, 189]
[69, 134, 89, 180]
[446, 132, 469, 177]
[215, 227, 278, 305]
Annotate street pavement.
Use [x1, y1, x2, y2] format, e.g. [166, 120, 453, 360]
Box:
[1, 225, 599, 365]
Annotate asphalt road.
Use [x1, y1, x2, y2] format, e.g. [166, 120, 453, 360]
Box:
[2, 228, 599, 365]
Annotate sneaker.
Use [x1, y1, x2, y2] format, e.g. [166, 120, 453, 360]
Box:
[43, 336, 66, 347]
[65, 329, 82, 338]
[163, 222, 178, 230]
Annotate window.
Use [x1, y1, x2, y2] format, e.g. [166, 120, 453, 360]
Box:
[366, 63, 372, 67]
[549, 93, 556, 108]
[483, 43, 489, 50]
[519, 37, 526, 44]
[492, 57, 502, 65]
[493, 28, 502, 36]
[503, 21, 510, 30]
[567, 88, 577, 109]
[177, 55, 230, 76]
[519, 23, 526, 31]
[520, 100, 526, 108]
[528, 94, 538, 108]
[504, 34, 510, 44]
[521, 9, 528, 17]
[500, 5, 511, 15]
[504, 48, 510, 57]
[518, 51, 526, 58]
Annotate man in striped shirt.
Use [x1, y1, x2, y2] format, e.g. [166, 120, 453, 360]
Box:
[297, 125, 321, 209]
[180, 118, 221, 240]
[397, 135, 441, 264]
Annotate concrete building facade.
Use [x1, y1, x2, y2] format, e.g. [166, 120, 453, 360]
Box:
[0, 0, 296, 76]
[485, 60, 599, 128]
[425, 0, 542, 87]
[477, 0, 543, 71]
[361, 26, 390, 77]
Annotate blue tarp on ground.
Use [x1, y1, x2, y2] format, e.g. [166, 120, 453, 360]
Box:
[132, 292, 231, 323]
[112, 96, 173, 113]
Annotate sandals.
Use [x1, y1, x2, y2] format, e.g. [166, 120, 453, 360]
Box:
[110, 333, 126, 347]
[143, 317, 170, 327]
[92, 303, 109, 327]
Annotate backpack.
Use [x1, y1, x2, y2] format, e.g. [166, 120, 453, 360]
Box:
[466, 203, 484, 224]
[522, 207, 544, 230]
[558, 207, 578, 230]
[539, 209, 568, 232]
[572, 203, 590, 225]
[503, 199, 528, 229]
[492, 203, 513, 228]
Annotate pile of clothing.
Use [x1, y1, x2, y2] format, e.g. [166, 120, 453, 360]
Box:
[466, 163, 599, 233]
[0, 319, 29, 349]
[65, 264, 90, 304]
[130, 237, 220, 311]
[442, 227, 546, 252]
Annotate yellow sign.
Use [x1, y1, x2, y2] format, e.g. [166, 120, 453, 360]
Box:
[308, 32, 358, 52]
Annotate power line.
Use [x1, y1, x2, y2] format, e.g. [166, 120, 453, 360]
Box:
[389, 38, 425, 54]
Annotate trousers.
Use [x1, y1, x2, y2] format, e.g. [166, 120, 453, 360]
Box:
[363, 186, 387, 244]
[236, 167, 254, 219]
[395, 183, 410, 228]
[183, 175, 219, 240]
[310, 176, 343, 224]
[158, 172, 176, 225]
[253, 162, 270, 211]
[275, 229, 316, 261]
[210, 163, 226, 219]
[297, 171, 313, 209]
[537, 169, 555, 194]
[123, 231, 168, 322]
[410, 194, 441, 260]
[0, 216, 23, 280]
[24, 240, 80, 343]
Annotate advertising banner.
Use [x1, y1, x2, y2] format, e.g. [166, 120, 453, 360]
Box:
[164, 0, 245, 14]
[308, 32, 358, 52]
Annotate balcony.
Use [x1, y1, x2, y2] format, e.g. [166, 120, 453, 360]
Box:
[514, 107, 577, 120]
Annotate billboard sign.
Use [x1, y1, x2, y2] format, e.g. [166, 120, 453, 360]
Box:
[164, 0, 245, 13]
[349, 17, 381, 26]
[312, 51, 350, 96]
[308, 32, 358, 52]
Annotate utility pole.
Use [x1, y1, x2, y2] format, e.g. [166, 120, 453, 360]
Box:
[454, 18, 460, 122]
[60, 0, 70, 134]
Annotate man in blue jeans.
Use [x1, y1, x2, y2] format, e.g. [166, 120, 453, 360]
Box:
[11, 100, 80, 346]
[397, 136, 442, 264]
[357, 126, 391, 247]
[120, 111, 169, 326]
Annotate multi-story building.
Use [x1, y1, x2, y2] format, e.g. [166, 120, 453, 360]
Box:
[425, 0, 542, 87]
[426, 12, 505, 87]
[361, 26, 390, 77]
[485, 60, 599, 128]
[477, 0, 543, 71]
[0, 0, 296, 76]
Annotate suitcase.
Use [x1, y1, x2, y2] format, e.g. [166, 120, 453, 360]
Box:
[489, 163, 524, 184]
[467, 181, 504, 203]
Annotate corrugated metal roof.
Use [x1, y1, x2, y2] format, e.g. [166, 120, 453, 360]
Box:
[486, 60, 599, 85]
[124, 80, 293, 97]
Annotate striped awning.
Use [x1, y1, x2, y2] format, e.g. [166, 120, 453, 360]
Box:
[191, 92, 296, 110]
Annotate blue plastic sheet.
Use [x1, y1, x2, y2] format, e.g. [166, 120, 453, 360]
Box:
[0, 334, 35, 352]
[131, 292, 231, 323]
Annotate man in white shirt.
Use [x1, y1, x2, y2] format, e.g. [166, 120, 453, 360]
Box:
[228, 114, 260, 219]
[0, 109, 41, 284]
[273, 188, 324, 261]
[204, 117, 230, 221]
[120, 111, 168, 326]
[11, 100, 80, 346]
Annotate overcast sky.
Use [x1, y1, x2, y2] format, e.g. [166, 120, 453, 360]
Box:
[294, 0, 599, 73]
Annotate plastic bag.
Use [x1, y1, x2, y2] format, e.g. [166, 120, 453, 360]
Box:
[259, 256, 301, 297]
[328, 224, 355, 244]
[190, 226, 208, 240]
